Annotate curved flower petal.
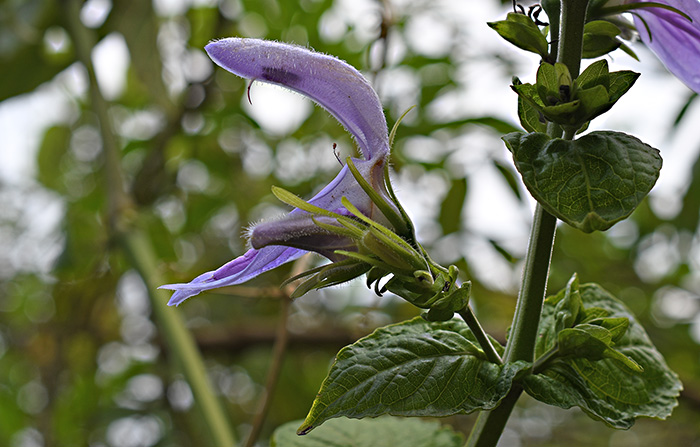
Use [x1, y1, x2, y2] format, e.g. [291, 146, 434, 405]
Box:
[161, 38, 397, 306]
[160, 246, 303, 306]
[205, 38, 390, 159]
[631, 0, 700, 92]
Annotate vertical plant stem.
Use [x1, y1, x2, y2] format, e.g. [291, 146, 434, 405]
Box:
[64, 1, 237, 445]
[244, 256, 310, 447]
[502, 205, 558, 363]
[244, 297, 291, 447]
[465, 2, 589, 446]
[123, 233, 238, 447]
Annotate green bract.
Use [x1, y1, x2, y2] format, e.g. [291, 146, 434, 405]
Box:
[276, 159, 471, 321]
[502, 130, 662, 232]
[524, 275, 683, 428]
[488, 12, 550, 60]
[512, 60, 639, 133]
[582, 20, 622, 58]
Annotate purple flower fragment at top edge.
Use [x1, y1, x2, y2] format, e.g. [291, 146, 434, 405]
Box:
[629, 0, 700, 93]
[159, 38, 399, 306]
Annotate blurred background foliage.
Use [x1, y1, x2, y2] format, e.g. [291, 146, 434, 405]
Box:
[1, 0, 699, 446]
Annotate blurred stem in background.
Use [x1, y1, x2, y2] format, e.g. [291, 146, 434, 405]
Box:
[62, 0, 237, 445]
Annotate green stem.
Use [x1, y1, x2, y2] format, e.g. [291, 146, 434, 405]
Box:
[503, 205, 558, 363]
[464, 2, 589, 446]
[63, 1, 237, 445]
[123, 232, 238, 447]
[532, 345, 560, 374]
[557, 0, 589, 79]
[458, 307, 502, 365]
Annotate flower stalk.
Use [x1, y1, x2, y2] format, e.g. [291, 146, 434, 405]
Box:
[465, 1, 588, 445]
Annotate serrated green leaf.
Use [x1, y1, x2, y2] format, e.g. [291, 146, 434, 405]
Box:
[298, 317, 529, 434]
[502, 131, 662, 232]
[558, 325, 643, 373]
[525, 282, 682, 429]
[576, 60, 610, 91]
[273, 416, 464, 447]
[607, 70, 640, 103]
[518, 96, 548, 133]
[487, 13, 549, 58]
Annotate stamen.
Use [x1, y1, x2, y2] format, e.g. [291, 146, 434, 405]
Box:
[247, 79, 255, 105]
[333, 143, 343, 166]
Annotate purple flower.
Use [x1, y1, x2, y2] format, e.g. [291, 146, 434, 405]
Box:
[160, 38, 400, 306]
[629, 0, 700, 92]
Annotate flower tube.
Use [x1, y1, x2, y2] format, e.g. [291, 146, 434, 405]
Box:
[160, 38, 401, 306]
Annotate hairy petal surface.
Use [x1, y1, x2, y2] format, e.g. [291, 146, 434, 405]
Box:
[631, 0, 700, 92]
[161, 39, 396, 305]
[161, 246, 303, 306]
[206, 38, 390, 159]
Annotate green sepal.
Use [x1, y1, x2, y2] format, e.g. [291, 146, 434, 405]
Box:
[271, 186, 344, 219]
[487, 13, 550, 58]
[502, 131, 662, 232]
[582, 20, 622, 58]
[287, 260, 371, 299]
[345, 157, 410, 237]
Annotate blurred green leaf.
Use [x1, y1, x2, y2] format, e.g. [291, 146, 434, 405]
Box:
[273, 416, 464, 447]
[36, 126, 71, 192]
[439, 177, 467, 235]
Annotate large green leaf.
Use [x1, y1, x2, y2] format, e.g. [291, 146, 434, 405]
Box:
[298, 317, 529, 434]
[273, 416, 463, 447]
[502, 131, 662, 232]
[524, 282, 682, 428]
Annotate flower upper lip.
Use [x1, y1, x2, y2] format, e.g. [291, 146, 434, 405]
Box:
[160, 38, 399, 306]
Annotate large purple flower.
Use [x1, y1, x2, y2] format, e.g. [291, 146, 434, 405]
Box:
[629, 0, 700, 92]
[160, 38, 399, 306]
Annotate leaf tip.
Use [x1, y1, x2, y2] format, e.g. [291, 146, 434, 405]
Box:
[296, 424, 313, 436]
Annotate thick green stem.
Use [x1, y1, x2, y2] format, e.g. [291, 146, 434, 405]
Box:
[557, 0, 589, 78]
[64, 1, 237, 445]
[503, 205, 558, 363]
[123, 232, 238, 447]
[464, 2, 588, 446]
